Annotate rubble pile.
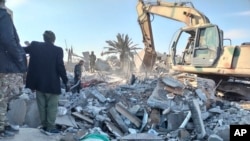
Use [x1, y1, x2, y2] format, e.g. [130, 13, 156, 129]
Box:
[7, 72, 250, 141]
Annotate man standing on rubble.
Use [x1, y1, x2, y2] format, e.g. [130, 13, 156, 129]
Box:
[89, 51, 96, 73]
[24, 30, 68, 134]
[74, 60, 84, 93]
[0, 0, 27, 138]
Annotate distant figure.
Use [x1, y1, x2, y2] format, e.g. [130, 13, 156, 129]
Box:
[24, 30, 68, 134]
[74, 60, 84, 93]
[0, 0, 27, 138]
[89, 51, 96, 73]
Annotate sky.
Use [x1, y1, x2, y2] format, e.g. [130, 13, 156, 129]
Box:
[6, 0, 250, 60]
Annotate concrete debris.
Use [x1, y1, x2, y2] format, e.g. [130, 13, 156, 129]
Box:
[6, 70, 250, 141]
[167, 112, 186, 131]
[147, 80, 172, 110]
[178, 129, 191, 141]
[109, 107, 128, 133]
[208, 134, 223, 141]
[115, 102, 142, 128]
[55, 115, 78, 128]
[72, 112, 94, 124]
[104, 121, 124, 137]
[162, 76, 185, 88]
[139, 108, 148, 132]
[57, 106, 67, 116]
[7, 99, 27, 126]
[24, 100, 40, 128]
[89, 88, 107, 103]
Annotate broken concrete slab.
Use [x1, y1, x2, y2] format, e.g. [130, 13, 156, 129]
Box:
[72, 112, 94, 124]
[109, 107, 128, 133]
[207, 134, 223, 141]
[55, 115, 78, 128]
[147, 80, 171, 110]
[161, 76, 184, 88]
[128, 105, 140, 115]
[213, 125, 230, 141]
[175, 74, 216, 100]
[177, 129, 191, 141]
[90, 88, 107, 103]
[7, 99, 27, 126]
[209, 106, 224, 114]
[115, 102, 142, 128]
[167, 112, 186, 131]
[195, 89, 208, 102]
[24, 100, 40, 128]
[104, 121, 124, 137]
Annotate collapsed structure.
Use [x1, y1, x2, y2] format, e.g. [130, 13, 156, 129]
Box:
[6, 68, 250, 140]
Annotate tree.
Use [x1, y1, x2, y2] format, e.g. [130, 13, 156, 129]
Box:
[101, 33, 141, 71]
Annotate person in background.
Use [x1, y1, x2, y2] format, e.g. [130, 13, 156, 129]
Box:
[24, 30, 68, 135]
[0, 0, 27, 138]
[89, 51, 96, 73]
[74, 60, 84, 93]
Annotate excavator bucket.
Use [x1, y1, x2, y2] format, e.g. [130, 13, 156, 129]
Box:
[134, 47, 157, 72]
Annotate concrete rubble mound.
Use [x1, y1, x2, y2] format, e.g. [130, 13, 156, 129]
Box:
[5, 71, 250, 141]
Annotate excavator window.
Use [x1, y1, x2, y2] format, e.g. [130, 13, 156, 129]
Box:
[192, 25, 220, 67]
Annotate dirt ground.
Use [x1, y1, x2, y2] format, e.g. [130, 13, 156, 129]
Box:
[1, 128, 63, 141]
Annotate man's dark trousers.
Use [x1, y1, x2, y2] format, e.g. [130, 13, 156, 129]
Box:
[36, 91, 59, 130]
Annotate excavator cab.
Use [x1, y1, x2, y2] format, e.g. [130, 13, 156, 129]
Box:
[171, 24, 223, 67]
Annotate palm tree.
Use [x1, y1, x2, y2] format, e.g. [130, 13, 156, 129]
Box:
[101, 33, 141, 71]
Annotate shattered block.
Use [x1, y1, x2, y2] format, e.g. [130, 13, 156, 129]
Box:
[7, 99, 27, 125]
[147, 80, 171, 110]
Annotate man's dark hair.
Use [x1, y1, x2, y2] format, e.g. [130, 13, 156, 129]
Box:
[43, 30, 56, 43]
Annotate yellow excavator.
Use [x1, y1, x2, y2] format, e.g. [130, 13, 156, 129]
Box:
[136, 0, 250, 100]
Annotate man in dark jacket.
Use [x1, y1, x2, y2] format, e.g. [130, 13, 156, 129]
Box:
[24, 30, 68, 134]
[74, 60, 84, 93]
[0, 0, 27, 138]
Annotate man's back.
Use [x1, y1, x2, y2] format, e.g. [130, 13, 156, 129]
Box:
[24, 41, 67, 94]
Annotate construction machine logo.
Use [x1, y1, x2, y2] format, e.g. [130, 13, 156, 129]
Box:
[230, 125, 250, 140]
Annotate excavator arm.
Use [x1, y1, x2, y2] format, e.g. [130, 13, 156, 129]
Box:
[136, 0, 210, 71]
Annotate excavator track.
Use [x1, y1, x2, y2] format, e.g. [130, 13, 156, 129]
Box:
[217, 81, 250, 101]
